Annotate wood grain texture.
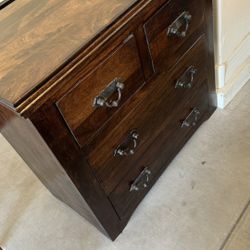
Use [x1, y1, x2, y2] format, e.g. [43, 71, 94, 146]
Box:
[11, 0, 166, 117]
[0, 103, 105, 235]
[0, 0, 216, 240]
[0, 0, 138, 106]
[144, 0, 206, 73]
[87, 36, 209, 195]
[57, 34, 145, 148]
[29, 103, 123, 240]
[110, 81, 210, 218]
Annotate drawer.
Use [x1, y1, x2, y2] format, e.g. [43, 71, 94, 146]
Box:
[144, 0, 205, 72]
[57, 35, 145, 147]
[110, 81, 210, 218]
[87, 36, 208, 194]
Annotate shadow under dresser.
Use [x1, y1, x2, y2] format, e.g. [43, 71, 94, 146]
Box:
[0, 0, 216, 240]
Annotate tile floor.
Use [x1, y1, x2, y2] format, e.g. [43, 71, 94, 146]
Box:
[0, 81, 250, 250]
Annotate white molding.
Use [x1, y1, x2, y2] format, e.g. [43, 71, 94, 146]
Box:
[216, 93, 225, 109]
[216, 63, 250, 109]
[215, 32, 250, 109]
[215, 63, 226, 88]
[213, 0, 223, 64]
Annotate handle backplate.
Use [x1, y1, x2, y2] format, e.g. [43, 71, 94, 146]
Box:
[93, 78, 124, 108]
[181, 107, 201, 128]
[175, 66, 197, 89]
[167, 11, 192, 38]
[130, 168, 152, 192]
[114, 130, 139, 157]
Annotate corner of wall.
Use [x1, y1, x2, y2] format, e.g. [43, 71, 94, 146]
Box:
[215, 34, 250, 109]
[215, 63, 226, 89]
[216, 62, 250, 108]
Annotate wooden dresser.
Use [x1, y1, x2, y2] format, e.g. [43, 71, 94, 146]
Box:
[0, 0, 216, 240]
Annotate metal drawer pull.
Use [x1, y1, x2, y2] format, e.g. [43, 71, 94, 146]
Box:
[175, 66, 197, 89]
[181, 107, 201, 128]
[114, 130, 139, 157]
[93, 78, 124, 108]
[130, 168, 152, 192]
[167, 11, 192, 38]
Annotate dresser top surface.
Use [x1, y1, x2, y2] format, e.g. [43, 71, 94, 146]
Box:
[0, 0, 138, 107]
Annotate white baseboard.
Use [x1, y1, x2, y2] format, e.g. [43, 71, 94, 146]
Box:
[216, 63, 250, 108]
[215, 33, 250, 109]
[215, 63, 226, 89]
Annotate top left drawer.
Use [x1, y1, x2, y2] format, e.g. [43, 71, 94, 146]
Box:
[57, 35, 145, 148]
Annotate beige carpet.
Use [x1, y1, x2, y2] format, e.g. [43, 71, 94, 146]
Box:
[0, 81, 250, 250]
[223, 201, 250, 250]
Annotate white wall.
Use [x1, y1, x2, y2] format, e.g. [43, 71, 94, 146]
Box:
[214, 0, 250, 108]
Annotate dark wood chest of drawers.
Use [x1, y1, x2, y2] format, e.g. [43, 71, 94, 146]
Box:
[0, 0, 215, 240]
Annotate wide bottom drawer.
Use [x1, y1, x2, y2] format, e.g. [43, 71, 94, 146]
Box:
[109, 81, 210, 218]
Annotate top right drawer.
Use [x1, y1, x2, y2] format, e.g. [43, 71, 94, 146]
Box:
[144, 0, 206, 72]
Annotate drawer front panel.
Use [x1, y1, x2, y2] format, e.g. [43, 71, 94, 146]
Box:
[57, 35, 145, 147]
[110, 81, 210, 218]
[88, 36, 208, 194]
[144, 0, 205, 72]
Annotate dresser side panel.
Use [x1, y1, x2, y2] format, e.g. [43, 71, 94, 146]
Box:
[29, 105, 123, 240]
[0, 104, 105, 235]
